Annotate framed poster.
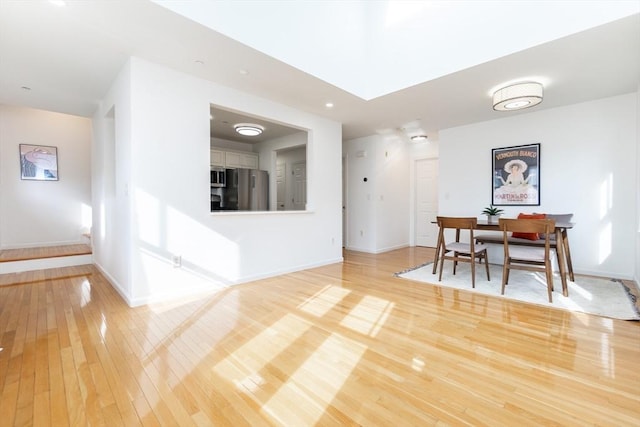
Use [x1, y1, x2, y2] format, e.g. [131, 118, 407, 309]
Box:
[19, 144, 59, 181]
[492, 143, 539, 206]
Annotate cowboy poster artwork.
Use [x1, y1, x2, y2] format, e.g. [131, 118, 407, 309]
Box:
[492, 143, 540, 206]
[20, 144, 59, 181]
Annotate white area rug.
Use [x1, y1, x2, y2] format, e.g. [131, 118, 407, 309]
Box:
[396, 263, 639, 320]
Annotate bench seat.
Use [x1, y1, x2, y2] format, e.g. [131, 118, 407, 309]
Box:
[475, 234, 556, 247]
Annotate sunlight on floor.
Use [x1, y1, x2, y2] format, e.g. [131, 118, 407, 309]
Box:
[298, 285, 351, 317]
[340, 295, 395, 337]
[262, 333, 367, 426]
[213, 313, 312, 386]
[568, 282, 593, 301]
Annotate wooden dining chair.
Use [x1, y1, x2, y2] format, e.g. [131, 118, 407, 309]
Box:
[436, 216, 490, 288]
[499, 218, 556, 302]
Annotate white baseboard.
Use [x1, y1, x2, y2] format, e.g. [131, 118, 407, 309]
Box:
[102, 256, 345, 308]
[93, 262, 133, 307]
[344, 244, 409, 254]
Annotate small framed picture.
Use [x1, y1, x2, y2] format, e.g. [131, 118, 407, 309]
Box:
[491, 143, 540, 206]
[20, 144, 59, 181]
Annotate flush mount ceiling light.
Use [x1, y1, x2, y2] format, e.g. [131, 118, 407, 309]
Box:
[234, 123, 264, 136]
[410, 135, 428, 141]
[493, 82, 543, 111]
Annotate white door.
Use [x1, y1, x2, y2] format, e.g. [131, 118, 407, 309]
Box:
[342, 156, 347, 247]
[292, 161, 306, 210]
[415, 158, 438, 247]
[276, 163, 286, 211]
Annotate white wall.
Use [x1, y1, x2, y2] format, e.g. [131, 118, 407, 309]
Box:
[439, 93, 638, 279]
[344, 134, 410, 253]
[91, 62, 133, 297]
[0, 105, 91, 249]
[93, 58, 342, 306]
[636, 85, 640, 285]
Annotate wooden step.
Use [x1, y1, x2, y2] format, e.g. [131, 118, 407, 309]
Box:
[0, 244, 92, 276]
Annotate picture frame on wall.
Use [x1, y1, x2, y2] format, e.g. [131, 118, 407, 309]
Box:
[19, 144, 59, 181]
[491, 143, 540, 206]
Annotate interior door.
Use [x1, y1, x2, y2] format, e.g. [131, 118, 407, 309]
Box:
[276, 162, 286, 211]
[415, 158, 438, 247]
[292, 161, 306, 210]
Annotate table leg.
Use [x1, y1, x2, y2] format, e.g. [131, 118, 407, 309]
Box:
[555, 228, 568, 297]
[562, 229, 575, 282]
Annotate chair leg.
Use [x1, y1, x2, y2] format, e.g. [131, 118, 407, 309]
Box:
[563, 230, 575, 282]
[505, 262, 510, 284]
[438, 251, 446, 282]
[453, 254, 458, 275]
[501, 262, 508, 295]
[545, 260, 554, 303]
[470, 257, 476, 288]
[483, 253, 490, 281]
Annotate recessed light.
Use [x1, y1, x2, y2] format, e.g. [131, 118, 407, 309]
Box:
[195, 60, 204, 65]
[239, 69, 249, 75]
[325, 102, 334, 108]
[21, 86, 31, 91]
[234, 123, 264, 136]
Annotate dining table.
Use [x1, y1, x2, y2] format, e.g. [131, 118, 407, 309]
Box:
[431, 219, 575, 297]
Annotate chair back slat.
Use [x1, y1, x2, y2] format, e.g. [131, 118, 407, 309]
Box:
[437, 216, 477, 230]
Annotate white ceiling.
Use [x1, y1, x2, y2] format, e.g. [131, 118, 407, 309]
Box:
[1, 0, 639, 142]
[210, 105, 304, 144]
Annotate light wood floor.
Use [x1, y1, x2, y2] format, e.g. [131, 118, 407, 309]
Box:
[0, 247, 638, 426]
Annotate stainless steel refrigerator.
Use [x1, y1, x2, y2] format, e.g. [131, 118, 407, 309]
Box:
[223, 168, 269, 211]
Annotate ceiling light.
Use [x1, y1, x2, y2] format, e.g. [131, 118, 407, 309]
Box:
[234, 123, 264, 136]
[493, 82, 543, 111]
[411, 135, 428, 141]
[325, 102, 334, 108]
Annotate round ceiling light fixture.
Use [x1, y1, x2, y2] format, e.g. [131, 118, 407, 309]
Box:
[493, 82, 543, 111]
[234, 123, 264, 136]
[410, 135, 428, 141]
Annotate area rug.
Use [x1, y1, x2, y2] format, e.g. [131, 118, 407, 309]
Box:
[396, 263, 640, 320]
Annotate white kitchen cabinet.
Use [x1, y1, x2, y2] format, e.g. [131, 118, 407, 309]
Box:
[224, 151, 259, 169]
[210, 149, 224, 167]
[211, 149, 259, 169]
